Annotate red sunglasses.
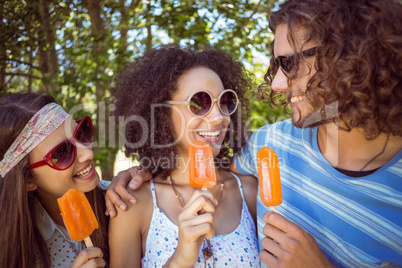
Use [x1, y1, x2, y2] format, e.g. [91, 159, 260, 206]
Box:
[28, 116, 94, 171]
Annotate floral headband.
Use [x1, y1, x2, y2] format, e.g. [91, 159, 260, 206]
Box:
[0, 103, 70, 177]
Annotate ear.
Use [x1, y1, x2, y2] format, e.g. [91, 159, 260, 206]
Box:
[26, 181, 37, 191]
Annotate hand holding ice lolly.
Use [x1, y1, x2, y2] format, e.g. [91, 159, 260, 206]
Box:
[189, 141, 217, 190]
[257, 147, 282, 212]
[57, 188, 99, 248]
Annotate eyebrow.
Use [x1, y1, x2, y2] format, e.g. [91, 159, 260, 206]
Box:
[275, 47, 317, 59]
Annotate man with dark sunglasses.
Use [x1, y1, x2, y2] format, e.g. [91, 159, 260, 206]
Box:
[235, 0, 401, 267]
[106, 0, 402, 267]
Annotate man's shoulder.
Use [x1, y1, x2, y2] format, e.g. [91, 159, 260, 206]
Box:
[252, 119, 309, 142]
[255, 119, 299, 133]
[98, 179, 111, 191]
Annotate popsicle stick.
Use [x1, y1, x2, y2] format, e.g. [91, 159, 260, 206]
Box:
[270, 206, 275, 212]
[84, 236, 94, 248]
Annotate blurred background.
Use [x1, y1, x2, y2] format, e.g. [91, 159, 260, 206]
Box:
[0, 0, 288, 180]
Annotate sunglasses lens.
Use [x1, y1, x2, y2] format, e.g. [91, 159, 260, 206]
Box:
[219, 91, 238, 115]
[51, 141, 76, 169]
[279, 56, 296, 73]
[189, 92, 212, 116]
[76, 118, 93, 145]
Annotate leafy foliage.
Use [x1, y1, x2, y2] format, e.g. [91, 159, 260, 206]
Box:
[0, 0, 284, 179]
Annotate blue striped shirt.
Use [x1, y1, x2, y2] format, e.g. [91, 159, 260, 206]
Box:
[234, 119, 402, 267]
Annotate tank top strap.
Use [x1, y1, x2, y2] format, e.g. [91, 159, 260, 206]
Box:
[230, 172, 246, 201]
[149, 179, 158, 207]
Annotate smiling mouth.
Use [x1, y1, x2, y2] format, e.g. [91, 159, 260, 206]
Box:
[73, 164, 93, 178]
[290, 95, 305, 104]
[197, 130, 221, 138]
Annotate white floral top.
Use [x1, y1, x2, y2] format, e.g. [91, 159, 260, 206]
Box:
[141, 173, 260, 267]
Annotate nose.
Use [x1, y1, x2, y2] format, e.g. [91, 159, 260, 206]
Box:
[208, 101, 224, 125]
[76, 142, 94, 163]
[271, 68, 288, 93]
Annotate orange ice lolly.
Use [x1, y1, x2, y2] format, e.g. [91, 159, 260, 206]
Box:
[189, 141, 217, 190]
[57, 188, 98, 247]
[257, 147, 282, 212]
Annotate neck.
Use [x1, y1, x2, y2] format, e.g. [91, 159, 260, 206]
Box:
[317, 123, 401, 171]
[37, 192, 64, 226]
[168, 154, 191, 185]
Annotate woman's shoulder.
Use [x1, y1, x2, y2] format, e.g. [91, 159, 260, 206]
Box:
[229, 171, 257, 220]
[229, 172, 258, 190]
[126, 180, 153, 212]
[108, 181, 153, 266]
[110, 180, 153, 227]
[219, 170, 256, 190]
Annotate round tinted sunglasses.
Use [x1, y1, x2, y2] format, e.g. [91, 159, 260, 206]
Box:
[274, 47, 317, 77]
[28, 116, 94, 171]
[166, 89, 239, 117]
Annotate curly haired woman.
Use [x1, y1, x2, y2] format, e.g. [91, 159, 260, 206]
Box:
[108, 45, 260, 267]
[107, 0, 402, 267]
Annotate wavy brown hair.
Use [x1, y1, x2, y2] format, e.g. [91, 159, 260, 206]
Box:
[0, 93, 109, 267]
[259, 0, 402, 139]
[111, 44, 253, 177]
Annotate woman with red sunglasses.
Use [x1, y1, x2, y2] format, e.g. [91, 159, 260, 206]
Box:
[0, 93, 109, 267]
[108, 45, 260, 267]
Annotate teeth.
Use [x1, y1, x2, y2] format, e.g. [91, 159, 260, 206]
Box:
[290, 96, 304, 103]
[74, 165, 92, 177]
[198, 131, 220, 137]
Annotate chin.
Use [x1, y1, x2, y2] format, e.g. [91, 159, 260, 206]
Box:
[292, 117, 324, 129]
[291, 106, 331, 129]
[82, 173, 101, 193]
[211, 147, 222, 157]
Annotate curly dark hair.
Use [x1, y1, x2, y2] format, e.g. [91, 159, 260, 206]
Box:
[259, 0, 402, 139]
[111, 44, 253, 177]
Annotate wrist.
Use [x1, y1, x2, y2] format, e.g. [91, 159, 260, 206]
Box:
[163, 253, 191, 268]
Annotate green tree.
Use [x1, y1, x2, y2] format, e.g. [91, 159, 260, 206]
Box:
[1, 0, 284, 180]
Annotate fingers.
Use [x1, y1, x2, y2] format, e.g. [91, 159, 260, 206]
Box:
[180, 214, 216, 240]
[259, 247, 279, 268]
[182, 190, 218, 212]
[178, 191, 217, 241]
[262, 216, 287, 245]
[105, 166, 154, 217]
[114, 169, 138, 204]
[80, 258, 106, 268]
[263, 211, 300, 234]
[260, 211, 330, 267]
[263, 211, 309, 247]
[128, 168, 153, 190]
[105, 183, 129, 216]
[260, 235, 283, 257]
[71, 247, 105, 268]
[104, 195, 116, 218]
[105, 169, 138, 216]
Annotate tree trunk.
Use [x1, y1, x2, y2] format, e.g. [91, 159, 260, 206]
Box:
[87, 0, 117, 181]
[145, 2, 153, 51]
[117, 0, 140, 68]
[38, 0, 58, 95]
[0, 8, 5, 94]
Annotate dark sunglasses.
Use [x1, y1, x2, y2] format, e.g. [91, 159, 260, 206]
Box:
[167, 89, 239, 117]
[28, 116, 94, 170]
[274, 47, 317, 76]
